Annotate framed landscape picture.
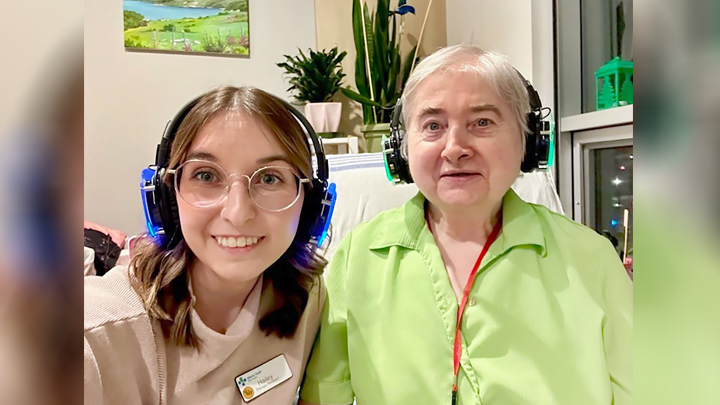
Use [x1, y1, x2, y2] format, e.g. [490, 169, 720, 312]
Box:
[123, 0, 250, 57]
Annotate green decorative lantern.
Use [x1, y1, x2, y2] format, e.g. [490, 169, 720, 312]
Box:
[595, 57, 633, 110]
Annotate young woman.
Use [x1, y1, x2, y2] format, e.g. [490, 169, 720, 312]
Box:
[85, 86, 333, 405]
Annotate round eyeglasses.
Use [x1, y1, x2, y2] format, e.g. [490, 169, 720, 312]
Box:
[168, 159, 310, 212]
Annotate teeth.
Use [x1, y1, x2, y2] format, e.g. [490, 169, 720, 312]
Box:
[215, 236, 260, 248]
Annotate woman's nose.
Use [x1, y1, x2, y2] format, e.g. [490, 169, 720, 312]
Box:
[441, 125, 474, 162]
[220, 179, 256, 226]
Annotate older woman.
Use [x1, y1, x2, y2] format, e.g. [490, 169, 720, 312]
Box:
[299, 45, 632, 405]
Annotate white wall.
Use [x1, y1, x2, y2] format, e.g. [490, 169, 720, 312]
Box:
[84, 0, 317, 235]
[531, 0, 556, 111]
[445, 0, 555, 107]
[446, 0, 534, 81]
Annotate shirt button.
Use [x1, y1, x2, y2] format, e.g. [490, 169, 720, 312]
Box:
[468, 298, 477, 306]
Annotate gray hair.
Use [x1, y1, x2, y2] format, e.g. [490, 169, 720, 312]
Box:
[399, 45, 531, 159]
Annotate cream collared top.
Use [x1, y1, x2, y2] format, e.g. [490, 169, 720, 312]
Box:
[84, 266, 324, 405]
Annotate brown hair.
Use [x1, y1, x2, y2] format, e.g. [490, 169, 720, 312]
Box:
[130, 86, 326, 348]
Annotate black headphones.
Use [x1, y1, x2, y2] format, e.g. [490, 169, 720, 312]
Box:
[140, 92, 337, 249]
[383, 71, 553, 184]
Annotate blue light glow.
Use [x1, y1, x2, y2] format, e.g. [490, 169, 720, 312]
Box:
[141, 167, 162, 237]
[317, 183, 337, 247]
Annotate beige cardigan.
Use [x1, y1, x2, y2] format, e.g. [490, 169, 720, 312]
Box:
[84, 266, 324, 405]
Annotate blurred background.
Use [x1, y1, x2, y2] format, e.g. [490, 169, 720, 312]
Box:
[0, 0, 82, 404]
[633, 0, 720, 404]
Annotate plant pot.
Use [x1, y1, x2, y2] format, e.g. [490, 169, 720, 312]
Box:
[290, 100, 306, 109]
[361, 123, 391, 153]
[304, 102, 342, 133]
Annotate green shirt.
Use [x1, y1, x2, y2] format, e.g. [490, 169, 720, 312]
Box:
[300, 190, 632, 405]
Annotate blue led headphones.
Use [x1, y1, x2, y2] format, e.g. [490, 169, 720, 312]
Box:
[382, 71, 555, 184]
[140, 92, 337, 249]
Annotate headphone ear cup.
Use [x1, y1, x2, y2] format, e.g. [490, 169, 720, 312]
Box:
[382, 134, 395, 183]
[383, 127, 413, 184]
[393, 128, 413, 184]
[521, 110, 540, 173]
[297, 179, 324, 244]
[385, 98, 413, 185]
[394, 129, 412, 184]
[166, 187, 182, 247]
[302, 179, 337, 247]
[156, 169, 182, 248]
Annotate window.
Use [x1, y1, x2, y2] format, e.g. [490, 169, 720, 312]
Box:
[557, 0, 634, 115]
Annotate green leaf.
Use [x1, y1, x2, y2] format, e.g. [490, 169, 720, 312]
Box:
[364, 8, 375, 76]
[347, 0, 416, 123]
[276, 45, 347, 103]
[387, 44, 400, 97]
[341, 87, 384, 108]
[352, 0, 370, 101]
[377, 0, 390, 37]
[389, 13, 397, 66]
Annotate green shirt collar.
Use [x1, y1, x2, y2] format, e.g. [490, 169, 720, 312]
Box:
[369, 188, 547, 256]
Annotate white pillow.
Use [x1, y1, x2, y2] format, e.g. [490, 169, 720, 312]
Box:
[84, 246, 96, 276]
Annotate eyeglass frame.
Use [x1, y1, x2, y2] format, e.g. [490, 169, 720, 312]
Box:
[167, 159, 311, 212]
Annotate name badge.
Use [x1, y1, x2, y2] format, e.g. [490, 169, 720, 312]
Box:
[235, 354, 293, 402]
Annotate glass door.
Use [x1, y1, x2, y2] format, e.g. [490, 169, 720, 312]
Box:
[572, 125, 633, 276]
[587, 145, 633, 259]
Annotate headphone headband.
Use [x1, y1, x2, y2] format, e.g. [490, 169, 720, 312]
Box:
[513, 68, 543, 111]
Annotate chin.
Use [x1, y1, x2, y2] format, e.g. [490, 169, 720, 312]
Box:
[210, 260, 266, 282]
[439, 195, 480, 207]
[436, 187, 488, 207]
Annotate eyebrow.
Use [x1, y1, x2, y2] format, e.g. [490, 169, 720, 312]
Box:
[257, 154, 293, 166]
[186, 151, 218, 162]
[416, 107, 444, 122]
[469, 104, 503, 117]
[185, 152, 292, 167]
[415, 104, 503, 121]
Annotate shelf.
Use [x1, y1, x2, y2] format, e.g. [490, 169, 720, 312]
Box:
[320, 136, 359, 154]
[560, 105, 633, 133]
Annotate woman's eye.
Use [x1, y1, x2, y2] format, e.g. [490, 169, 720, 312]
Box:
[259, 171, 285, 185]
[476, 118, 493, 127]
[424, 122, 441, 131]
[262, 174, 280, 184]
[193, 171, 217, 182]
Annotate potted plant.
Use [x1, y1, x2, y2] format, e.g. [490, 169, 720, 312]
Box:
[341, 0, 419, 152]
[277, 46, 347, 137]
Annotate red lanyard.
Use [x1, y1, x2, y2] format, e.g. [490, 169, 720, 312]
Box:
[449, 218, 502, 405]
